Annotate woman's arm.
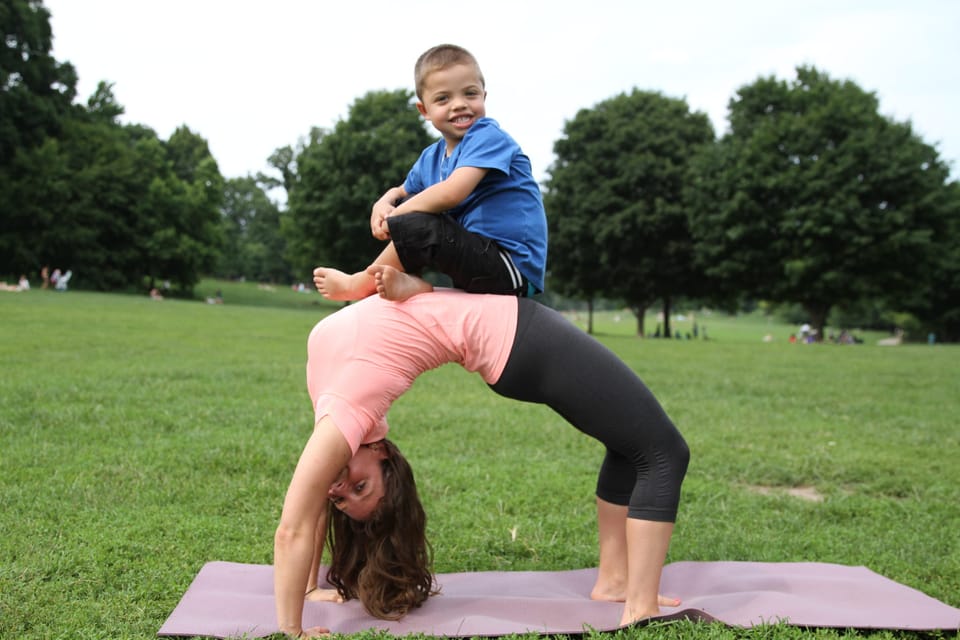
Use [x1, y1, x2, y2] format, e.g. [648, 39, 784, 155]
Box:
[305, 508, 327, 593]
[304, 508, 345, 603]
[274, 417, 352, 637]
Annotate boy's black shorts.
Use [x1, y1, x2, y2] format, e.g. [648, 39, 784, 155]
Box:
[387, 212, 531, 296]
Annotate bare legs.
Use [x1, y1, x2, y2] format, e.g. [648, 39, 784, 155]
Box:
[314, 246, 433, 302]
[313, 243, 404, 301]
[592, 498, 629, 602]
[591, 497, 680, 626]
[369, 265, 433, 301]
[313, 267, 377, 301]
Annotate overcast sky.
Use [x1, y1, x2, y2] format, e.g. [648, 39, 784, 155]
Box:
[44, 0, 960, 186]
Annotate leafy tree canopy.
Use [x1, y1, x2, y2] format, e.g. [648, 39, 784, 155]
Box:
[0, 0, 77, 162]
[217, 176, 290, 283]
[284, 89, 435, 279]
[545, 89, 714, 335]
[686, 66, 956, 338]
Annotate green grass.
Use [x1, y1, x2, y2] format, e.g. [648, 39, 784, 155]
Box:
[1, 286, 958, 640]
[192, 278, 334, 311]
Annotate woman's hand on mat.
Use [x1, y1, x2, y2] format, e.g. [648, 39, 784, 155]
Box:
[305, 588, 344, 603]
[299, 625, 331, 637]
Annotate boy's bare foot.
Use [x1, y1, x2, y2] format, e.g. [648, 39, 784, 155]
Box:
[313, 267, 374, 301]
[366, 265, 433, 302]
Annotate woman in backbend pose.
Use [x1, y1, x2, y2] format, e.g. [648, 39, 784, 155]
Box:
[273, 267, 690, 638]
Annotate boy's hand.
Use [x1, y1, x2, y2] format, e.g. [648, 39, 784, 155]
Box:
[371, 186, 406, 240]
[370, 201, 394, 240]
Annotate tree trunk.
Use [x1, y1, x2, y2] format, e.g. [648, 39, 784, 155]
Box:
[662, 297, 673, 339]
[633, 304, 647, 337]
[587, 298, 594, 335]
[804, 303, 830, 342]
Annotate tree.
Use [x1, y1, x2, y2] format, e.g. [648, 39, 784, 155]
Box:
[1, 83, 148, 289]
[49, 99, 224, 292]
[284, 89, 435, 280]
[686, 66, 956, 339]
[139, 148, 224, 291]
[1, 135, 73, 275]
[7, 92, 224, 291]
[263, 144, 297, 198]
[544, 90, 714, 336]
[0, 0, 76, 161]
[217, 176, 290, 283]
[1, 2, 223, 292]
[541, 183, 606, 333]
[899, 181, 960, 341]
[0, 0, 78, 276]
[166, 125, 217, 183]
[85, 80, 124, 122]
[542, 119, 609, 334]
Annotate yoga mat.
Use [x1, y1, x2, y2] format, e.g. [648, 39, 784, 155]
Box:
[158, 561, 960, 638]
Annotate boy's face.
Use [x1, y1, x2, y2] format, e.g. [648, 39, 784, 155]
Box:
[416, 63, 486, 152]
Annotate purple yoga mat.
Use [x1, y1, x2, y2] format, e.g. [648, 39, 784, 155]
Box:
[158, 561, 960, 638]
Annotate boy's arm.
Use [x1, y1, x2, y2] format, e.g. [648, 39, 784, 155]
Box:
[391, 166, 488, 217]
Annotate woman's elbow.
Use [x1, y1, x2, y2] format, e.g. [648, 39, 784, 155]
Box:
[274, 520, 307, 549]
[275, 503, 327, 547]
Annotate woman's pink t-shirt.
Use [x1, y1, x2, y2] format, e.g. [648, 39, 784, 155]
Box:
[305, 290, 518, 454]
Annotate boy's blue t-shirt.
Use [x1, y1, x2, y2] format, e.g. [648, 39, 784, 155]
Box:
[403, 117, 547, 293]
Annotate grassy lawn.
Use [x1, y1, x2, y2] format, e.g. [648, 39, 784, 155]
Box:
[1, 285, 957, 640]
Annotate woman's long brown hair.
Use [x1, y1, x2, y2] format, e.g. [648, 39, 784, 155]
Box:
[325, 439, 438, 619]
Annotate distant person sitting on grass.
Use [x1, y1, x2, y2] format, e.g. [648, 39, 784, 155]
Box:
[0, 279, 27, 292]
[54, 269, 72, 291]
[313, 43, 547, 303]
[273, 272, 689, 638]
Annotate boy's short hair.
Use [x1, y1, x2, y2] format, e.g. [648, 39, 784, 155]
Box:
[414, 44, 485, 100]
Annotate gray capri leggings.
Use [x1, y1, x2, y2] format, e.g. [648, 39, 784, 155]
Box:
[489, 299, 690, 522]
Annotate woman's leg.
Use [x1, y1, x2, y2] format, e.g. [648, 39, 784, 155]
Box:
[592, 498, 628, 601]
[622, 519, 676, 623]
[491, 299, 689, 623]
[594, 499, 681, 619]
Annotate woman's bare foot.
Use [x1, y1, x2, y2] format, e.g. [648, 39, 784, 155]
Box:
[313, 267, 374, 301]
[366, 265, 433, 301]
[592, 582, 679, 608]
[620, 604, 659, 626]
[618, 595, 681, 626]
[590, 579, 625, 602]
